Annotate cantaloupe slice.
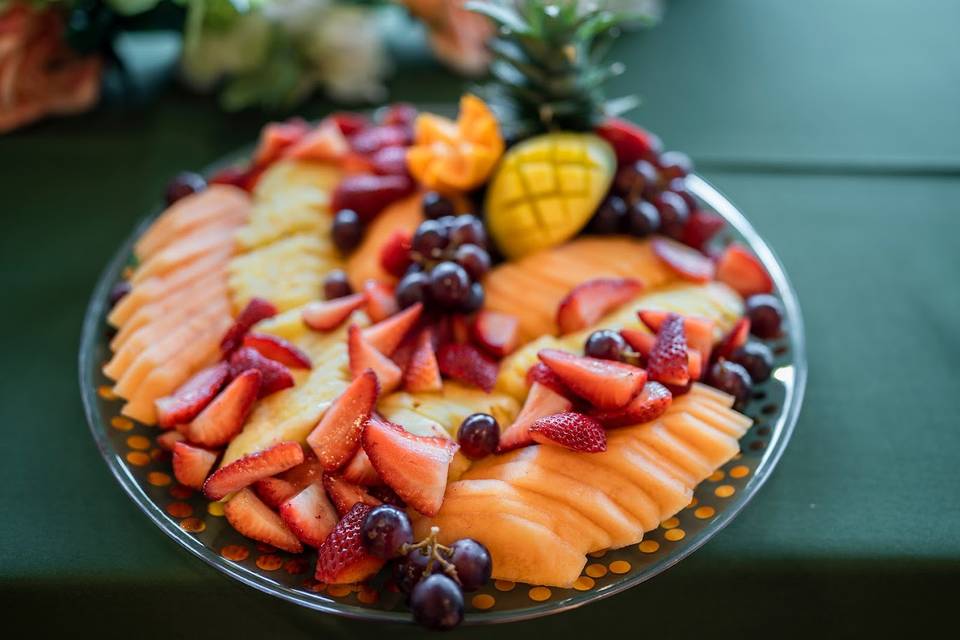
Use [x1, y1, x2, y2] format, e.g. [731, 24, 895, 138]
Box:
[345, 194, 423, 290]
[132, 222, 239, 285]
[660, 412, 740, 468]
[631, 423, 715, 482]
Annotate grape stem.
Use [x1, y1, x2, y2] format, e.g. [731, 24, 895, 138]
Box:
[400, 526, 461, 586]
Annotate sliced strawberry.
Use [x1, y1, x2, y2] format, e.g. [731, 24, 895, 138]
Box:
[638, 310, 716, 362]
[221, 297, 278, 355]
[369, 146, 411, 177]
[715, 317, 751, 360]
[254, 476, 298, 509]
[538, 349, 646, 410]
[363, 302, 423, 355]
[525, 363, 575, 397]
[342, 448, 381, 486]
[328, 112, 370, 137]
[437, 343, 499, 392]
[379, 230, 413, 278]
[620, 328, 655, 358]
[362, 415, 458, 516]
[450, 314, 471, 345]
[715, 243, 773, 297]
[209, 166, 258, 192]
[499, 382, 573, 451]
[315, 503, 384, 584]
[281, 455, 325, 488]
[595, 118, 659, 164]
[306, 369, 379, 471]
[155, 362, 231, 429]
[331, 174, 414, 223]
[156, 429, 186, 451]
[529, 412, 607, 453]
[283, 119, 349, 162]
[367, 485, 406, 509]
[388, 330, 419, 373]
[590, 381, 673, 428]
[228, 347, 294, 398]
[652, 237, 716, 283]
[252, 119, 310, 167]
[187, 369, 262, 447]
[172, 442, 218, 490]
[472, 310, 520, 358]
[647, 313, 690, 386]
[682, 210, 726, 251]
[241, 332, 312, 369]
[322, 474, 381, 517]
[302, 293, 367, 332]
[556, 278, 644, 335]
[347, 325, 402, 393]
[224, 488, 303, 554]
[363, 280, 399, 322]
[203, 441, 305, 500]
[349, 124, 411, 155]
[404, 329, 442, 392]
[279, 482, 339, 548]
[380, 103, 418, 127]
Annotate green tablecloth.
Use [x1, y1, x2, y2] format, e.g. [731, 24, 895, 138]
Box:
[2, 1, 959, 636]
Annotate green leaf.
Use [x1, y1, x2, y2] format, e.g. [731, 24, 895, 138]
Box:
[465, 0, 531, 35]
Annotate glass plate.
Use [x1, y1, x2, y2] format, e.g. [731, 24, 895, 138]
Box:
[79, 140, 806, 625]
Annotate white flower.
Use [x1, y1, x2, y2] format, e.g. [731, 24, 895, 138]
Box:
[303, 6, 390, 102]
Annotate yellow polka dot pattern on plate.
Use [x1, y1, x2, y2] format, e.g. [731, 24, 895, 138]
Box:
[111, 416, 133, 431]
[126, 435, 151, 450]
[665, 528, 686, 542]
[661, 517, 680, 529]
[686, 497, 699, 509]
[256, 554, 283, 571]
[639, 540, 660, 553]
[528, 587, 552, 602]
[207, 501, 225, 517]
[730, 465, 750, 478]
[357, 588, 378, 604]
[98, 385, 118, 400]
[147, 471, 171, 487]
[585, 563, 607, 578]
[326, 585, 352, 597]
[708, 470, 725, 482]
[221, 545, 249, 562]
[126, 451, 149, 466]
[166, 502, 192, 518]
[715, 484, 736, 498]
[573, 576, 595, 591]
[472, 594, 496, 609]
[608, 560, 631, 574]
[588, 550, 607, 558]
[180, 517, 205, 533]
[695, 506, 716, 519]
[494, 580, 515, 592]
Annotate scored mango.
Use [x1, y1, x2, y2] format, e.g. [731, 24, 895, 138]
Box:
[485, 132, 616, 259]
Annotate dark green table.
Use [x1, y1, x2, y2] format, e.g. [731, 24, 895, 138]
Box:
[3, 1, 959, 636]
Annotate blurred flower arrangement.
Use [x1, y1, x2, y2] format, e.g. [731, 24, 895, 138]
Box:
[0, 0, 661, 132]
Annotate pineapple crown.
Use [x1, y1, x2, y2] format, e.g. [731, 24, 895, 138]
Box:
[467, 0, 646, 139]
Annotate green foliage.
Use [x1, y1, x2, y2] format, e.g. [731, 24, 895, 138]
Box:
[467, 0, 648, 138]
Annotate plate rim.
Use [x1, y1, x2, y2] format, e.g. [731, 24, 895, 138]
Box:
[78, 154, 806, 626]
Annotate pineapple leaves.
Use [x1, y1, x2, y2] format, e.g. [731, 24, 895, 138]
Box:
[464, 0, 531, 35]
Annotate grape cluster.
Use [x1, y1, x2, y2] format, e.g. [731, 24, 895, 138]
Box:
[395, 192, 492, 313]
[589, 144, 698, 241]
[361, 506, 492, 630]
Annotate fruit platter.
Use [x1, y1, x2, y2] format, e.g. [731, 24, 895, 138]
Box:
[79, 1, 805, 629]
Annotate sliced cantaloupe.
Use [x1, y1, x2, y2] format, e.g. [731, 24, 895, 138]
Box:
[345, 195, 423, 290]
[631, 423, 715, 482]
[414, 511, 586, 588]
[132, 222, 240, 286]
[483, 236, 676, 342]
[134, 185, 250, 260]
[108, 250, 230, 328]
[660, 412, 740, 468]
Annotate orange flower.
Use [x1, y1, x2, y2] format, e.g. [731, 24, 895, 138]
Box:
[406, 94, 504, 193]
[400, 0, 493, 75]
[0, 3, 102, 134]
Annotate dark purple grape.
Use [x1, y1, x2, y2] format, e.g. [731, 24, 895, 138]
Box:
[396, 271, 431, 309]
[454, 244, 491, 280]
[332, 209, 363, 253]
[109, 281, 132, 307]
[460, 281, 485, 313]
[653, 191, 690, 240]
[457, 413, 500, 460]
[666, 177, 698, 213]
[658, 151, 693, 182]
[164, 171, 207, 205]
[745, 294, 784, 339]
[633, 160, 661, 199]
[323, 269, 353, 300]
[449, 538, 492, 592]
[584, 329, 627, 361]
[429, 261, 470, 308]
[422, 191, 455, 219]
[706, 360, 752, 411]
[627, 200, 660, 237]
[729, 342, 774, 383]
[394, 547, 432, 594]
[588, 196, 627, 234]
[412, 220, 449, 258]
[448, 215, 487, 248]
[410, 573, 464, 630]
[360, 505, 413, 559]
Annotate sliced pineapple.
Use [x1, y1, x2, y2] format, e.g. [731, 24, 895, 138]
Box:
[379, 382, 520, 439]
